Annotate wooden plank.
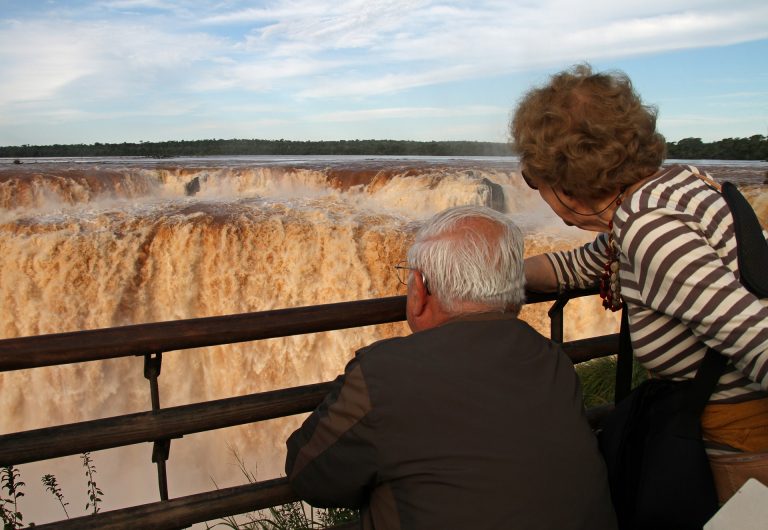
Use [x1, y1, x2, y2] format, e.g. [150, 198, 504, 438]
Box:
[30, 478, 299, 530]
[562, 334, 620, 364]
[0, 335, 619, 467]
[0, 296, 408, 371]
[0, 288, 599, 372]
[31, 477, 361, 530]
[0, 382, 333, 466]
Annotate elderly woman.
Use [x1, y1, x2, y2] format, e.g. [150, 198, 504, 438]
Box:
[513, 64, 768, 504]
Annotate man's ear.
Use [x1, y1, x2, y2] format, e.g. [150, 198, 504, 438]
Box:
[407, 271, 429, 319]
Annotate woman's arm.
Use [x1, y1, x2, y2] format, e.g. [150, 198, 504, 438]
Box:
[524, 234, 609, 294]
[524, 254, 559, 293]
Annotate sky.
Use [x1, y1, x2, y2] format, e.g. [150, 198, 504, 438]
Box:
[0, 0, 767, 146]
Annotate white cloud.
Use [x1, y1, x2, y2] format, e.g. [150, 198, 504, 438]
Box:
[1, 0, 767, 143]
[5, 1, 768, 105]
[99, 0, 178, 10]
[0, 19, 227, 106]
[217, 0, 768, 99]
[0, 21, 99, 105]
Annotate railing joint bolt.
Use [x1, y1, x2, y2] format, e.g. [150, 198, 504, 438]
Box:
[152, 439, 171, 463]
[144, 352, 163, 380]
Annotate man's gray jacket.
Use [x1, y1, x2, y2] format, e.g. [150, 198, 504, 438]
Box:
[286, 312, 617, 529]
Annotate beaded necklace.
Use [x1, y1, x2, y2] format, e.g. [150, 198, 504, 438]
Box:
[599, 192, 624, 312]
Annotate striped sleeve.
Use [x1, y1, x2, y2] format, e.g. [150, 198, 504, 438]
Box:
[546, 233, 609, 292]
[621, 207, 768, 390]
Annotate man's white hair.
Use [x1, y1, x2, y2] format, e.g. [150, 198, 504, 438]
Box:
[407, 205, 525, 314]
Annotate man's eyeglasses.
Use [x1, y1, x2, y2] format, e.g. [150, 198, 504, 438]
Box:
[393, 261, 430, 293]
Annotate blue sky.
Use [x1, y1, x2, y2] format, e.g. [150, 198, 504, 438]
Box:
[1, 0, 766, 146]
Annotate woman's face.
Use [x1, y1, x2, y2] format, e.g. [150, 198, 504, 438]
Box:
[523, 170, 613, 232]
[538, 184, 608, 231]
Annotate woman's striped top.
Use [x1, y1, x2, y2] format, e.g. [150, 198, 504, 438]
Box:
[545, 165, 768, 403]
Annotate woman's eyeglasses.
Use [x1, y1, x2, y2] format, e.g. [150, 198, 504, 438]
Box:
[523, 170, 622, 217]
[521, 170, 538, 190]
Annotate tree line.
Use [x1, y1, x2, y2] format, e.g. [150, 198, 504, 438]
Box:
[0, 139, 513, 158]
[1, 135, 766, 160]
[665, 135, 767, 160]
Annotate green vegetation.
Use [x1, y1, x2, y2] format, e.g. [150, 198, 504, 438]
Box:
[209, 502, 357, 530]
[1, 448, 354, 529]
[1, 453, 102, 528]
[206, 448, 358, 530]
[576, 356, 648, 408]
[666, 135, 768, 160]
[1, 466, 25, 528]
[41, 474, 70, 519]
[81, 452, 103, 515]
[0, 139, 512, 158]
[1, 135, 767, 159]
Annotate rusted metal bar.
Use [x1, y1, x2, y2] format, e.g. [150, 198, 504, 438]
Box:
[0, 287, 606, 528]
[561, 334, 620, 364]
[547, 293, 570, 344]
[30, 477, 299, 530]
[525, 287, 596, 305]
[0, 381, 333, 467]
[0, 334, 618, 468]
[144, 352, 163, 410]
[0, 289, 599, 373]
[144, 352, 171, 501]
[0, 296, 409, 371]
[31, 476, 361, 530]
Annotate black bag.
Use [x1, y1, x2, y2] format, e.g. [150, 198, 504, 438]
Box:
[598, 348, 726, 529]
[597, 180, 768, 529]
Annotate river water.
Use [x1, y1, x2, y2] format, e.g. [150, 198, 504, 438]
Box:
[1, 155, 766, 525]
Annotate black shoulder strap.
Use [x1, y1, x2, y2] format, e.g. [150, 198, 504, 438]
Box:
[683, 348, 729, 415]
[722, 181, 768, 297]
[614, 303, 633, 403]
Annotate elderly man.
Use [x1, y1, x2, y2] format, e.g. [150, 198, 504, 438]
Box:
[285, 205, 616, 529]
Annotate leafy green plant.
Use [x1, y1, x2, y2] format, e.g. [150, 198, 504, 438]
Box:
[42, 474, 69, 519]
[576, 355, 647, 408]
[80, 452, 103, 514]
[205, 447, 357, 529]
[1, 466, 25, 529]
[0, 453, 103, 528]
[208, 501, 356, 530]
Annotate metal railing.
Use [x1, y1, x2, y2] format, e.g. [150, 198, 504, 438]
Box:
[0, 288, 618, 529]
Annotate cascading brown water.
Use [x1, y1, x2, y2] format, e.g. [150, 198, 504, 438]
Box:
[1, 157, 763, 525]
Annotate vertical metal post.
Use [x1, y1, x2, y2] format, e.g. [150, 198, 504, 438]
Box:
[144, 352, 170, 501]
[547, 293, 569, 344]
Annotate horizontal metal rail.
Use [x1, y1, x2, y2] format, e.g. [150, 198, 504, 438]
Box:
[1, 337, 619, 471]
[30, 477, 361, 530]
[0, 334, 618, 467]
[0, 289, 598, 372]
[562, 334, 619, 364]
[0, 287, 608, 528]
[0, 296, 408, 371]
[31, 478, 299, 530]
[0, 382, 332, 467]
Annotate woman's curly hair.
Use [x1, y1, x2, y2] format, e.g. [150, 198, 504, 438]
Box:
[510, 64, 666, 200]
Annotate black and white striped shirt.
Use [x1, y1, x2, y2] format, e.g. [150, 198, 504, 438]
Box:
[546, 165, 768, 403]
